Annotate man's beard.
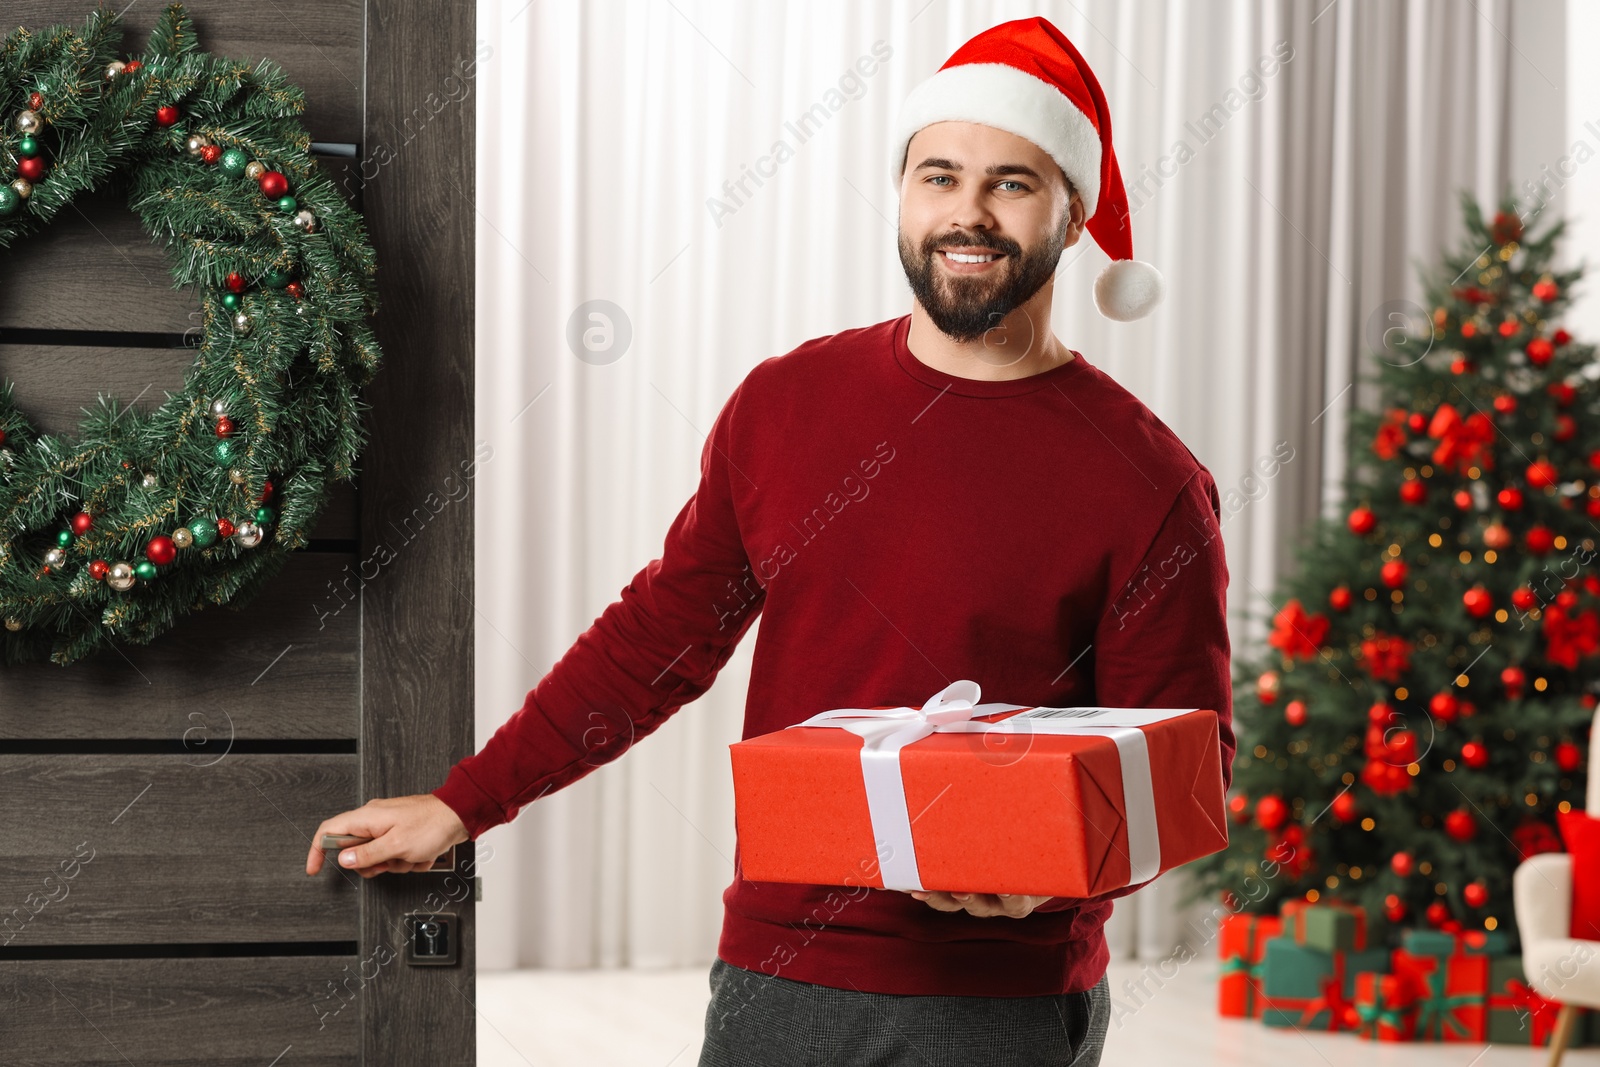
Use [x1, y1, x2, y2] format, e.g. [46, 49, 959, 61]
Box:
[898, 213, 1068, 345]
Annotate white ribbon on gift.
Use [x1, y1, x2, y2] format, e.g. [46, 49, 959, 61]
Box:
[787, 679, 1197, 893]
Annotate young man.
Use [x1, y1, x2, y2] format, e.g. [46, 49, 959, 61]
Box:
[307, 17, 1233, 1067]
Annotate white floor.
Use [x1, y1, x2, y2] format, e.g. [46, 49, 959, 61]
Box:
[476, 957, 1600, 1066]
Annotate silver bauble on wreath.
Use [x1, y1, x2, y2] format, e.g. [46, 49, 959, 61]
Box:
[234, 521, 263, 548]
[233, 311, 252, 335]
[141, 471, 158, 489]
[44, 547, 66, 568]
[15, 109, 40, 134]
[244, 161, 265, 180]
[104, 60, 126, 80]
[185, 134, 211, 156]
[10, 178, 30, 200]
[292, 209, 317, 233]
[171, 527, 194, 549]
[107, 562, 135, 591]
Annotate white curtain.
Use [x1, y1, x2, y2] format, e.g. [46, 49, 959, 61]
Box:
[469, 0, 1561, 971]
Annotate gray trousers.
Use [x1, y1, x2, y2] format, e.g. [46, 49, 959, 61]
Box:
[697, 956, 1112, 1067]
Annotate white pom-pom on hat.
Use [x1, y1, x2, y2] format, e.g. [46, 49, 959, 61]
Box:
[1093, 259, 1165, 322]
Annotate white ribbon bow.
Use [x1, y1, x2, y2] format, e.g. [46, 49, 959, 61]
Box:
[788, 679, 1176, 893]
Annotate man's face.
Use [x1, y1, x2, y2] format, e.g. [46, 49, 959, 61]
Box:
[896, 122, 1083, 345]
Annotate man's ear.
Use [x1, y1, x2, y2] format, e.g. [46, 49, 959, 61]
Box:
[1061, 186, 1087, 248]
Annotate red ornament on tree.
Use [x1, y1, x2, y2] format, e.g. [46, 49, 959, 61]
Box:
[1463, 882, 1489, 908]
[1460, 740, 1489, 769]
[1330, 791, 1359, 823]
[258, 170, 290, 199]
[1407, 412, 1428, 433]
[1255, 794, 1289, 832]
[1381, 560, 1408, 588]
[217, 518, 236, 539]
[17, 155, 45, 182]
[1502, 665, 1527, 696]
[1444, 809, 1477, 841]
[200, 144, 222, 165]
[1347, 505, 1377, 535]
[1526, 337, 1555, 366]
[1329, 585, 1352, 612]
[1533, 278, 1560, 302]
[1491, 211, 1523, 243]
[226, 272, 247, 293]
[145, 535, 177, 566]
[1497, 486, 1524, 510]
[1462, 586, 1493, 618]
[1512, 587, 1538, 612]
[1369, 701, 1397, 725]
[1492, 393, 1517, 415]
[1384, 894, 1407, 923]
[1227, 794, 1250, 823]
[1391, 851, 1415, 877]
[1527, 460, 1559, 489]
[1497, 319, 1519, 339]
[28, 91, 43, 110]
[1429, 691, 1460, 723]
[1399, 478, 1427, 505]
[1549, 382, 1576, 407]
[286, 281, 304, 299]
[1527, 525, 1555, 554]
[1425, 901, 1451, 928]
[88, 559, 109, 581]
[1484, 522, 1513, 550]
[70, 511, 92, 535]
[215, 416, 235, 438]
[1556, 741, 1583, 773]
[1554, 328, 1573, 346]
[1256, 670, 1280, 705]
[1555, 415, 1576, 442]
[1284, 700, 1308, 727]
[155, 104, 180, 126]
[1453, 489, 1473, 510]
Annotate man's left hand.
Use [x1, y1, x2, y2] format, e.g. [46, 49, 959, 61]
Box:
[905, 891, 1049, 918]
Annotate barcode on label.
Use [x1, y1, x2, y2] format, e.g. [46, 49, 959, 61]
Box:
[1015, 707, 1116, 720]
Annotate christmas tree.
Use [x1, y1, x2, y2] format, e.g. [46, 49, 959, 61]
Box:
[1189, 191, 1600, 942]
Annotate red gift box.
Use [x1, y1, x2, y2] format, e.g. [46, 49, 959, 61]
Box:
[1354, 971, 1418, 1040]
[729, 680, 1229, 897]
[1393, 947, 1489, 1041]
[1218, 913, 1282, 1017]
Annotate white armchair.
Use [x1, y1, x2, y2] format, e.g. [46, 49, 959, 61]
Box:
[1512, 707, 1600, 1066]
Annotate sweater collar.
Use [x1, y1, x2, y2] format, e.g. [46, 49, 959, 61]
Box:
[890, 313, 1090, 397]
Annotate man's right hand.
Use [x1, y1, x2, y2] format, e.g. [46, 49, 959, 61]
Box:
[305, 794, 470, 878]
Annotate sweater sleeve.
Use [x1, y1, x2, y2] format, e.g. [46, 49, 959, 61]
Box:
[432, 378, 765, 840]
[1032, 466, 1235, 914]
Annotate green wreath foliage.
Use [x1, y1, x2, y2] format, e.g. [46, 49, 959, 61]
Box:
[0, 3, 383, 666]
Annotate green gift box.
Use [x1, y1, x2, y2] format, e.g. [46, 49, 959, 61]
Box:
[1458, 930, 1512, 956]
[1259, 935, 1389, 1032]
[1281, 898, 1384, 954]
[1486, 957, 1563, 1046]
[1400, 929, 1458, 958]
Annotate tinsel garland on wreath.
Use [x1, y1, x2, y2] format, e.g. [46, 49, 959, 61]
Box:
[0, 3, 383, 666]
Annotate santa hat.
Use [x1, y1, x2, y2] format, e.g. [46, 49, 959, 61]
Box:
[889, 17, 1163, 322]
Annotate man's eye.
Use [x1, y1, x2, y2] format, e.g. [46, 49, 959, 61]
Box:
[927, 175, 952, 186]
[998, 180, 1027, 192]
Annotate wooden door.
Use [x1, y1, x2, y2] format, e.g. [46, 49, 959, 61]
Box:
[0, 2, 478, 1062]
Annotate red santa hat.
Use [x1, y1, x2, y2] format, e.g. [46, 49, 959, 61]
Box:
[890, 16, 1163, 322]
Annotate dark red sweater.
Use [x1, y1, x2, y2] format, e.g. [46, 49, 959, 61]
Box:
[433, 312, 1235, 996]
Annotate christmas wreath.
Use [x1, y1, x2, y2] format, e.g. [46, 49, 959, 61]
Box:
[0, 4, 383, 666]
